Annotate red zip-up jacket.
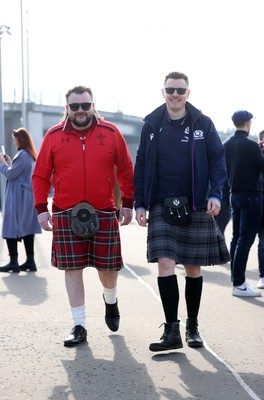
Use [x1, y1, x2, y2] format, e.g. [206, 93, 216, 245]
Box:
[33, 116, 134, 214]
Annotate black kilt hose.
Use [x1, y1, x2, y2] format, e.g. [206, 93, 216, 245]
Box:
[147, 204, 230, 266]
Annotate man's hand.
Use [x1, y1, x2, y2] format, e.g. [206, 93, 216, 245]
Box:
[38, 212, 53, 231]
[135, 209, 148, 227]
[258, 140, 264, 154]
[207, 198, 221, 216]
[118, 208, 133, 226]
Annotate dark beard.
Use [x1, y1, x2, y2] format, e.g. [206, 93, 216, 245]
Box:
[70, 114, 93, 127]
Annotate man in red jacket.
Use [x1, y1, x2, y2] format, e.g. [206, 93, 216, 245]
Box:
[33, 85, 134, 347]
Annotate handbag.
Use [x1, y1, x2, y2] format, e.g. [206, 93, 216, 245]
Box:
[71, 202, 99, 238]
[163, 196, 191, 226]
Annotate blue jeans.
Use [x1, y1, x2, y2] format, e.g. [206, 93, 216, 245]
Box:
[230, 193, 262, 286]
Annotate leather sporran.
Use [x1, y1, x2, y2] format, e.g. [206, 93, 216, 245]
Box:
[163, 196, 191, 226]
[71, 202, 99, 238]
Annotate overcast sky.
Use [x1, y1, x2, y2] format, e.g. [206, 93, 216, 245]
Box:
[1, 0, 263, 134]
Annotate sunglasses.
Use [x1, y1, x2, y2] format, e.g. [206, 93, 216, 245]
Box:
[164, 87, 188, 95]
[68, 102, 92, 111]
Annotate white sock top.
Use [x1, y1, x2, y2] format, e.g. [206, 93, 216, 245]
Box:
[103, 286, 117, 304]
[71, 305, 86, 328]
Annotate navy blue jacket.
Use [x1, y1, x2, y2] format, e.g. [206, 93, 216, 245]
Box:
[224, 130, 264, 193]
[134, 102, 226, 210]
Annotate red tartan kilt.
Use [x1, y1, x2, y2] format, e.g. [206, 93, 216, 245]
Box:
[51, 210, 123, 270]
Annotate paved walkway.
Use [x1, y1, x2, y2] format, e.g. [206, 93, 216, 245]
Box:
[0, 215, 263, 400]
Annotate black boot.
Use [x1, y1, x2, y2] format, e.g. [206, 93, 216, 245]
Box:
[186, 318, 203, 348]
[19, 256, 37, 272]
[103, 295, 120, 332]
[149, 321, 183, 352]
[0, 256, 20, 273]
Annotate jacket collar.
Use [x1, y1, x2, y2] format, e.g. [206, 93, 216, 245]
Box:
[144, 101, 202, 131]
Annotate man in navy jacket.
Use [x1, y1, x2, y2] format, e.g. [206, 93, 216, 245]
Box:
[134, 71, 230, 352]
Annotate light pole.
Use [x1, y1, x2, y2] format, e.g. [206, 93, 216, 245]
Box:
[0, 25, 11, 209]
[20, 0, 26, 127]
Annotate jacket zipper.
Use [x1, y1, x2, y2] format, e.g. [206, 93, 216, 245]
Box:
[80, 136, 86, 199]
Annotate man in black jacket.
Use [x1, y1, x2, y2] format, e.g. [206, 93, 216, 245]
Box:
[224, 110, 264, 297]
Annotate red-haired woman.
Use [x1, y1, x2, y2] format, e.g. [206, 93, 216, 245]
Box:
[0, 128, 41, 273]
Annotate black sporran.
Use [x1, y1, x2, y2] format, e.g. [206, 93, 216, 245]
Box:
[163, 196, 191, 226]
[71, 202, 99, 238]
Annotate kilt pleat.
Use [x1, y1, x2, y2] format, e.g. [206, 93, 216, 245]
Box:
[51, 210, 123, 271]
[147, 204, 230, 266]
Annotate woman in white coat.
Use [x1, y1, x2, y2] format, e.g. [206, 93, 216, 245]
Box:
[0, 128, 41, 273]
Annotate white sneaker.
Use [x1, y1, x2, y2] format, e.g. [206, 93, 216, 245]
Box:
[232, 282, 262, 297]
[257, 277, 264, 289]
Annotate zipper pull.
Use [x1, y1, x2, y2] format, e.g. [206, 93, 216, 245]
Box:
[80, 136, 86, 151]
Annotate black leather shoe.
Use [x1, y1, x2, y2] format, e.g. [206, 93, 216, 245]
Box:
[64, 325, 87, 347]
[149, 321, 183, 352]
[19, 261, 37, 272]
[103, 295, 120, 332]
[0, 262, 20, 273]
[186, 318, 203, 348]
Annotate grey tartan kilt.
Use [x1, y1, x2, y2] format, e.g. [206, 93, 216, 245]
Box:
[147, 203, 230, 266]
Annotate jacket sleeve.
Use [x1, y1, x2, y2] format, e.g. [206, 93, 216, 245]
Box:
[134, 123, 148, 209]
[32, 131, 53, 213]
[0, 152, 27, 181]
[206, 121, 227, 201]
[115, 129, 134, 209]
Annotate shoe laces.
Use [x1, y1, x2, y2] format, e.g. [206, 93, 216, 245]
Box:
[158, 322, 171, 339]
[187, 320, 199, 335]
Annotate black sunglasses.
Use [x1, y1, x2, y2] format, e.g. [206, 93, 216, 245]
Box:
[164, 87, 188, 95]
[68, 102, 92, 111]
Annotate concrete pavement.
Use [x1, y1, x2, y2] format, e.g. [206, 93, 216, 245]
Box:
[0, 216, 263, 400]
